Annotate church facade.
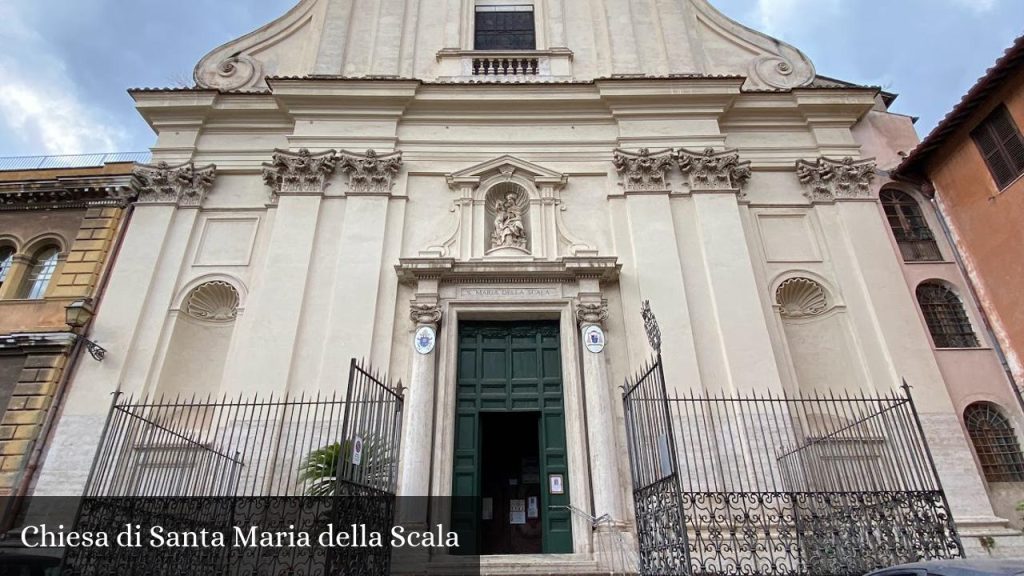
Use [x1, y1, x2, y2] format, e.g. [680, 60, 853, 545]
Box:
[32, 0, 1024, 570]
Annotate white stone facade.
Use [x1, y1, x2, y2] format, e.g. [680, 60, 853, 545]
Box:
[34, 0, 1024, 567]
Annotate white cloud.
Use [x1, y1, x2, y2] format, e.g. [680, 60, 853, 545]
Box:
[0, 2, 125, 155]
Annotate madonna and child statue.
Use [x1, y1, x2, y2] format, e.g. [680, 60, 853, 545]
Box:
[488, 190, 529, 254]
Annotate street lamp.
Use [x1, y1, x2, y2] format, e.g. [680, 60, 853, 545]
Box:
[65, 298, 107, 362]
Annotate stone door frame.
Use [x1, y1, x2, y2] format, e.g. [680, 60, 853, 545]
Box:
[429, 295, 594, 556]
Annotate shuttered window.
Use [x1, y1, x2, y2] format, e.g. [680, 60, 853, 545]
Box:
[971, 105, 1024, 189]
[474, 5, 535, 50]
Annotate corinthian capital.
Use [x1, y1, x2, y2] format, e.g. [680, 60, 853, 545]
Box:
[410, 302, 442, 326]
[612, 148, 674, 193]
[262, 148, 338, 200]
[676, 147, 751, 192]
[133, 161, 216, 207]
[338, 149, 403, 194]
[576, 300, 609, 326]
[796, 156, 876, 202]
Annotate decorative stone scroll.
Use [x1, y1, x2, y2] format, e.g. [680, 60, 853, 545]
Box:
[409, 302, 442, 326]
[576, 300, 609, 326]
[796, 157, 876, 202]
[134, 161, 216, 207]
[338, 149, 403, 194]
[612, 148, 674, 192]
[775, 277, 828, 318]
[184, 281, 240, 322]
[676, 147, 752, 191]
[262, 148, 338, 200]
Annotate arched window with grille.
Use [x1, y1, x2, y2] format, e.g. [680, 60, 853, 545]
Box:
[880, 189, 942, 261]
[0, 245, 13, 293]
[20, 245, 59, 300]
[965, 402, 1024, 482]
[916, 282, 979, 348]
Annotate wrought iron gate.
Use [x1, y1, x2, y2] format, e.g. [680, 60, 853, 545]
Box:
[62, 358, 403, 575]
[622, 302, 963, 576]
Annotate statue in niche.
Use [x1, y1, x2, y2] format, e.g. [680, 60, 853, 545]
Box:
[490, 191, 528, 251]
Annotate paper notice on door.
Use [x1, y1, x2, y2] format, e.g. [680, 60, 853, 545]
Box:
[509, 499, 526, 524]
[482, 497, 493, 520]
[527, 496, 538, 519]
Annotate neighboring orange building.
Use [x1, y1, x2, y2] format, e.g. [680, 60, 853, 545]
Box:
[0, 153, 143, 527]
[899, 35, 1024, 391]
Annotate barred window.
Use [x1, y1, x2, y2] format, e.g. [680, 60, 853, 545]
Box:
[474, 5, 535, 50]
[965, 402, 1024, 482]
[972, 104, 1024, 189]
[915, 282, 979, 348]
[20, 245, 59, 300]
[0, 246, 13, 290]
[880, 189, 942, 261]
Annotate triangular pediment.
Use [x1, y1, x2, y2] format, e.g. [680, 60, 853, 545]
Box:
[446, 156, 567, 189]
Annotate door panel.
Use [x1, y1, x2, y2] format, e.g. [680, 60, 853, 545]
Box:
[452, 321, 573, 554]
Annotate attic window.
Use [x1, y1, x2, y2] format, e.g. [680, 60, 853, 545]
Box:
[474, 5, 535, 51]
[971, 104, 1024, 190]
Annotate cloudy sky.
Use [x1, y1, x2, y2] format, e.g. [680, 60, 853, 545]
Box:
[0, 0, 1021, 157]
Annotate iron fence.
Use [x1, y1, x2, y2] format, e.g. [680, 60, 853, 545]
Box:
[622, 302, 962, 575]
[62, 358, 404, 576]
[623, 355, 963, 576]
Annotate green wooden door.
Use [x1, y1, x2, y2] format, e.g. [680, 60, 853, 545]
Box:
[451, 321, 573, 554]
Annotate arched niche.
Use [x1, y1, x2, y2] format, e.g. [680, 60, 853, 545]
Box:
[772, 274, 870, 397]
[154, 278, 243, 400]
[484, 181, 531, 256]
[423, 155, 596, 260]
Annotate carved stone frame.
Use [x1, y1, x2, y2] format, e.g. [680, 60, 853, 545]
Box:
[428, 296, 594, 558]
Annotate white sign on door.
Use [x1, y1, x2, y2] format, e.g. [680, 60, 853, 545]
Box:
[510, 499, 526, 524]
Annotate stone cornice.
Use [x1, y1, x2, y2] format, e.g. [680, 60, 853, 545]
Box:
[133, 161, 217, 207]
[796, 156, 876, 203]
[0, 174, 137, 210]
[396, 256, 620, 286]
[0, 331, 76, 351]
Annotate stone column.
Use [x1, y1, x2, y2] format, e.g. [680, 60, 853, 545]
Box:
[397, 292, 441, 516]
[576, 291, 632, 570]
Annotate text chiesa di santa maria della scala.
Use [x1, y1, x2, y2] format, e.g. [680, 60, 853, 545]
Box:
[21, 524, 459, 549]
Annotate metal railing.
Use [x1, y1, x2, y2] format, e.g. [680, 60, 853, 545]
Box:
[0, 152, 150, 171]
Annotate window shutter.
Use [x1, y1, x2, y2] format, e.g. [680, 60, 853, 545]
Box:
[973, 105, 1024, 189]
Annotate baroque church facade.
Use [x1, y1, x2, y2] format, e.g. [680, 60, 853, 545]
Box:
[31, 0, 1024, 570]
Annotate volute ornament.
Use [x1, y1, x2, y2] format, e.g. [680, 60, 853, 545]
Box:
[262, 148, 338, 200]
[612, 148, 674, 192]
[796, 157, 876, 202]
[133, 161, 216, 207]
[676, 147, 752, 191]
[410, 302, 442, 326]
[576, 301, 609, 326]
[338, 149, 403, 194]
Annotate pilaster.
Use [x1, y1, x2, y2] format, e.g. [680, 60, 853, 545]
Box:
[612, 147, 702, 391]
[680, 147, 783, 394]
[221, 149, 336, 397]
